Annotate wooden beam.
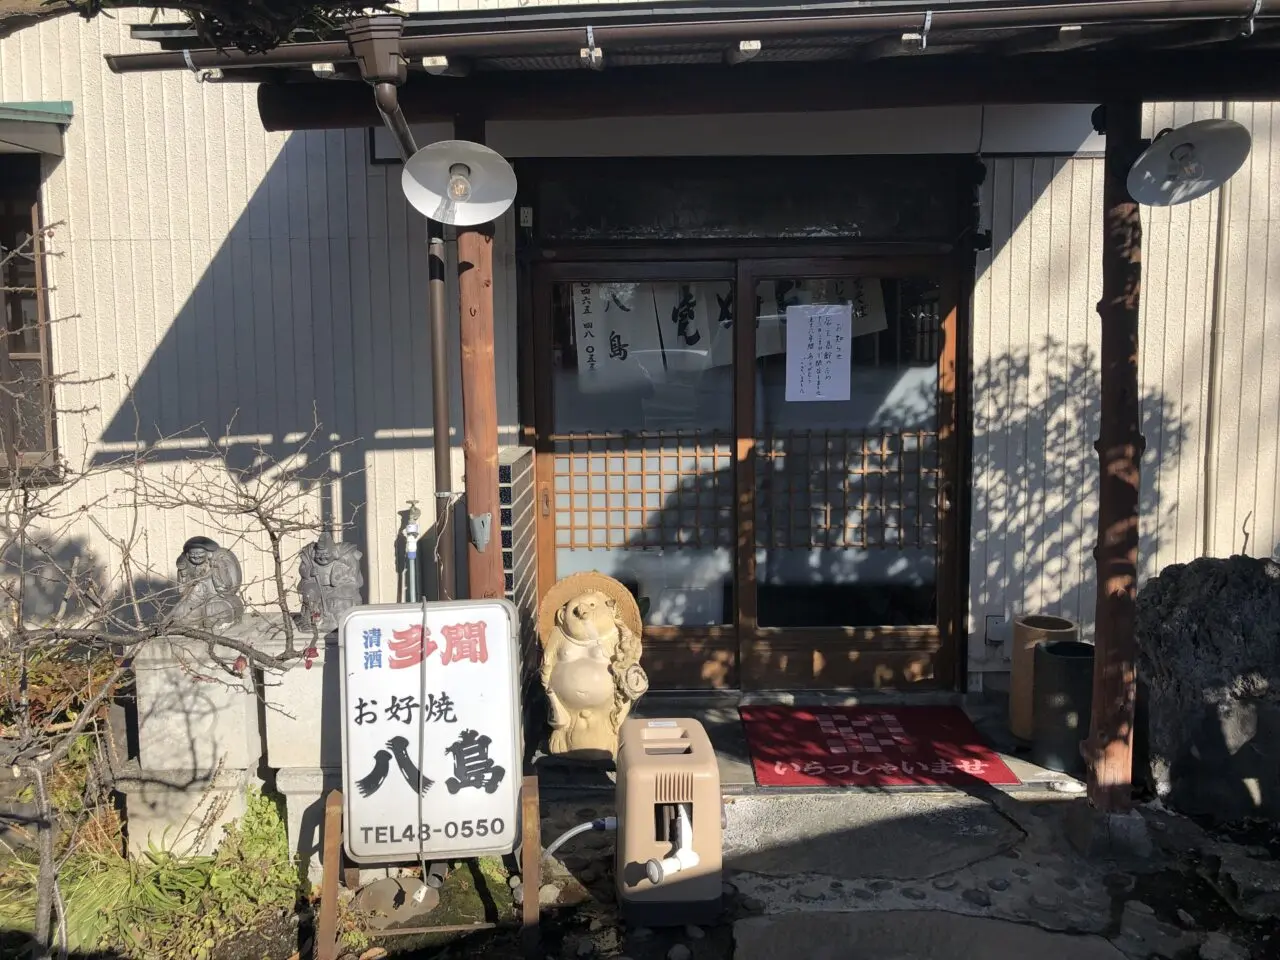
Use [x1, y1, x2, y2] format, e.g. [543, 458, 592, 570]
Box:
[454, 117, 505, 601]
[258, 48, 1280, 131]
[1084, 100, 1144, 815]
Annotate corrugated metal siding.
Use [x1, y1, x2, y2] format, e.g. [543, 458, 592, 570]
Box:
[0, 12, 521, 606]
[971, 156, 1104, 665]
[1198, 102, 1280, 562]
[970, 101, 1280, 671]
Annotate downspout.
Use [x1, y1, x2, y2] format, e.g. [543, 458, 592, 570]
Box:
[372, 81, 417, 161]
[1202, 100, 1234, 558]
[351, 17, 457, 601]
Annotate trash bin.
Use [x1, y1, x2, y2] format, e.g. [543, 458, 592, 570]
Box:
[1010, 614, 1078, 742]
[1031, 640, 1094, 779]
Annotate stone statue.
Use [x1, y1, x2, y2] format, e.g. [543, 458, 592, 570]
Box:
[170, 536, 245, 628]
[296, 531, 363, 632]
[539, 584, 648, 761]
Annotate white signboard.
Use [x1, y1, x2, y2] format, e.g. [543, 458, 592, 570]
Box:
[785, 303, 853, 402]
[339, 600, 521, 864]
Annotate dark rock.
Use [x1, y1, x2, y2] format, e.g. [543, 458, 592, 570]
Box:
[932, 877, 959, 891]
[1105, 872, 1136, 896]
[868, 880, 893, 892]
[962, 888, 992, 908]
[1054, 876, 1079, 890]
[1205, 851, 1280, 920]
[798, 881, 827, 901]
[987, 878, 1011, 892]
[854, 889, 875, 901]
[1199, 932, 1249, 960]
[741, 897, 766, 914]
[1137, 556, 1280, 822]
[903, 888, 927, 900]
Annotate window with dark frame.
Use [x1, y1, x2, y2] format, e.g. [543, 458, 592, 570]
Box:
[0, 155, 57, 473]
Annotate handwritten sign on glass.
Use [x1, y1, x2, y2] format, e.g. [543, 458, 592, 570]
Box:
[784, 303, 853, 402]
[340, 600, 521, 864]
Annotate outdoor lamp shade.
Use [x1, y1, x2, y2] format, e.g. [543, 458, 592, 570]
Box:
[401, 139, 518, 227]
[1126, 118, 1251, 207]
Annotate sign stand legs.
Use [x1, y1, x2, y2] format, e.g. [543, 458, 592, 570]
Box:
[520, 774, 542, 953]
[317, 790, 344, 960]
[314, 778, 542, 960]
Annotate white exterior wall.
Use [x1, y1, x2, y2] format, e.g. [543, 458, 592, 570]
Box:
[4, 7, 1278, 680]
[970, 101, 1280, 674]
[0, 13, 520, 607]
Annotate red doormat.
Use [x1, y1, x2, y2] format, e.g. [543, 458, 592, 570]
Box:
[739, 705, 1021, 788]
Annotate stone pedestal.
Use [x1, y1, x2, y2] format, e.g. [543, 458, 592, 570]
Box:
[258, 629, 341, 770]
[132, 629, 261, 777]
[276, 766, 341, 888]
[123, 623, 269, 857]
[256, 627, 344, 881]
[116, 761, 251, 856]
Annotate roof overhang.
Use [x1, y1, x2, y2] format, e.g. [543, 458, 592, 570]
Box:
[102, 1, 1280, 132]
[0, 101, 73, 155]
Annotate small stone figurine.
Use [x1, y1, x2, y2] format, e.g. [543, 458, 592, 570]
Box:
[539, 576, 648, 761]
[296, 531, 363, 632]
[170, 536, 245, 628]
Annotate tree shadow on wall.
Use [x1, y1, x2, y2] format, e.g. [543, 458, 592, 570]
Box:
[568, 336, 1189, 700]
[969, 336, 1189, 648]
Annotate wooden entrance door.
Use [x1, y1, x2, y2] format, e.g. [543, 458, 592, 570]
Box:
[532, 261, 742, 689]
[735, 258, 961, 689]
[531, 256, 962, 691]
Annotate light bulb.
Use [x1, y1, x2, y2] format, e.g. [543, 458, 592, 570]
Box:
[447, 163, 472, 203]
[1169, 143, 1203, 180]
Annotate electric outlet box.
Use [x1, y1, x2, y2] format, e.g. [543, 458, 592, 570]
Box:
[615, 718, 723, 926]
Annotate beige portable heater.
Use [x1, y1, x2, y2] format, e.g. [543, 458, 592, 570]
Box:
[614, 717, 723, 926]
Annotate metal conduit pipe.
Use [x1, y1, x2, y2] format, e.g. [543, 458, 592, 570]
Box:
[1202, 99, 1235, 558]
[105, 0, 1274, 73]
[429, 232, 457, 602]
[368, 82, 460, 602]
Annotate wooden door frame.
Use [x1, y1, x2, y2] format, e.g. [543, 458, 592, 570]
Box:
[524, 247, 970, 691]
[529, 258, 742, 688]
[734, 256, 962, 690]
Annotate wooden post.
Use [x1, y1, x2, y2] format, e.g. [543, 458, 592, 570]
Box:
[456, 221, 505, 600]
[317, 790, 344, 960]
[1084, 100, 1146, 814]
[520, 775, 542, 957]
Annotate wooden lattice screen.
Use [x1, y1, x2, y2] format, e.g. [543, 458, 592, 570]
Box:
[552, 432, 735, 549]
[552, 429, 938, 551]
[755, 430, 940, 549]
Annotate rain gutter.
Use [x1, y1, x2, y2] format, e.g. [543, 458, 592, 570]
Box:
[106, 1, 1273, 74]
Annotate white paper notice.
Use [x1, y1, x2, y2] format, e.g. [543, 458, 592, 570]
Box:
[785, 303, 852, 402]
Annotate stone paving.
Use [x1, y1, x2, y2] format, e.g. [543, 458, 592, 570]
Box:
[530, 788, 1273, 960]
